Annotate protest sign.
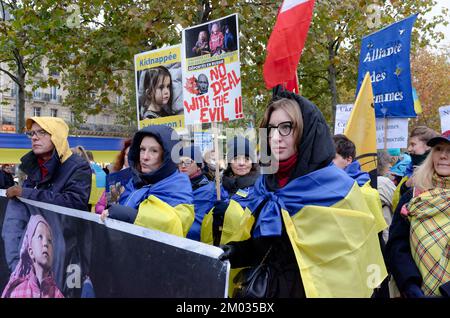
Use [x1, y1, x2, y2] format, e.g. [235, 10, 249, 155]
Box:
[194, 131, 214, 154]
[335, 104, 408, 149]
[135, 45, 185, 129]
[182, 14, 242, 125]
[357, 14, 417, 118]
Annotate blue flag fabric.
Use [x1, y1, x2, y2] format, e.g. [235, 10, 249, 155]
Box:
[248, 165, 355, 238]
[105, 168, 133, 192]
[344, 161, 370, 187]
[119, 171, 193, 209]
[91, 163, 106, 188]
[356, 14, 417, 118]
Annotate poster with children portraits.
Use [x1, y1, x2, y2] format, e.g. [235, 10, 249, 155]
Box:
[134, 45, 185, 130]
[182, 13, 242, 125]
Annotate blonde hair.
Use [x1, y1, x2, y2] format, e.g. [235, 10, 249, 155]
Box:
[259, 98, 303, 150]
[412, 149, 434, 191]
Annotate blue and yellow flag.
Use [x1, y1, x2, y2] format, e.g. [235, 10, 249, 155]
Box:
[345, 72, 377, 176]
[412, 87, 422, 115]
[119, 171, 194, 237]
[229, 165, 387, 297]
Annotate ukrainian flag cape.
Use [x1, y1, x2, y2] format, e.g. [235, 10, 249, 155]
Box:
[188, 181, 219, 241]
[120, 171, 194, 237]
[344, 162, 387, 234]
[230, 165, 387, 297]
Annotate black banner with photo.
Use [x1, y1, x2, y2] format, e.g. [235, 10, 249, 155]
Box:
[0, 191, 228, 298]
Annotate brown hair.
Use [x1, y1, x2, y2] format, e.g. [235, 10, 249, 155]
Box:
[259, 98, 303, 151]
[409, 126, 439, 143]
[113, 138, 133, 172]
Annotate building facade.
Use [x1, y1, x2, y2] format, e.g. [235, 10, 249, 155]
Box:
[0, 63, 131, 137]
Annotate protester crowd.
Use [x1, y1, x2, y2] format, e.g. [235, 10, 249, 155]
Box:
[1, 94, 449, 298]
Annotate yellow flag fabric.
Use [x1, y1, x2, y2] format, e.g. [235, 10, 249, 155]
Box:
[361, 181, 388, 234]
[229, 183, 387, 298]
[289, 184, 387, 297]
[201, 200, 246, 245]
[412, 87, 422, 115]
[392, 176, 409, 212]
[88, 174, 105, 212]
[134, 195, 194, 237]
[344, 72, 377, 173]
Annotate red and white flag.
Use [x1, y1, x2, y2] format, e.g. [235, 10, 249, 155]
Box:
[263, 0, 315, 91]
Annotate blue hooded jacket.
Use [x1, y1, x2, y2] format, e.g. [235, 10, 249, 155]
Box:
[109, 125, 194, 236]
[344, 160, 370, 187]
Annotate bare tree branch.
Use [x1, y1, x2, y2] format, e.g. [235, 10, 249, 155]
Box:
[0, 66, 19, 84]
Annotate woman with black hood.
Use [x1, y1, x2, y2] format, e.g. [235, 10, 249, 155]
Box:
[219, 92, 386, 298]
[200, 136, 259, 246]
[101, 125, 194, 237]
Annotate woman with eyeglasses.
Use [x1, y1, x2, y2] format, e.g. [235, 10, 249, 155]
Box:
[177, 145, 225, 241]
[219, 92, 386, 298]
[100, 125, 194, 237]
[200, 136, 259, 247]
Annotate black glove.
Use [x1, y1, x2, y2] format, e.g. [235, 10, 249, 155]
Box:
[402, 281, 425, 298]
[218, 244, 236, 262]
[213, 200, 229, 217]
[439, 281, 450, 298]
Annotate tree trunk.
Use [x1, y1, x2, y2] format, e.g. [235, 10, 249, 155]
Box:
[328, 42, 339, 132]
[198, 0, 212, 23]
[17, 59, 26, 133]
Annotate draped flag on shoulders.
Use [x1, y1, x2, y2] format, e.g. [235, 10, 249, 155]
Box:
[227, 166, 387, 297]
[344, 72, 378, 185]
[263, 0, 315, 90]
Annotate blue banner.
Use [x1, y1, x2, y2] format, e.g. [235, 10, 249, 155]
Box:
[356, 14, 417, 118]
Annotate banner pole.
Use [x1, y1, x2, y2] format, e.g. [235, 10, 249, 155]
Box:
[213, 122, 221, 201]
[384, 115, 388, 150]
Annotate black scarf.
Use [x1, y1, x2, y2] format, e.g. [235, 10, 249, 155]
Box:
[411, 151, 429, 167]
[222, 170, 259, 196]
[190, 173, 210, 191]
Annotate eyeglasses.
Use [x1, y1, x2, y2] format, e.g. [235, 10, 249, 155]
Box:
[178, 158, 194, 167]
[267, 121, 293, 137]
[25, 129, 49, 138]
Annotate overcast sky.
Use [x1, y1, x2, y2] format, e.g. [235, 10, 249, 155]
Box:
[425, 0, 450, 49]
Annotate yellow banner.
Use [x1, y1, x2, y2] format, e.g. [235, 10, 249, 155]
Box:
[139, 115, 185, 130]
[135, 47, 181, 71]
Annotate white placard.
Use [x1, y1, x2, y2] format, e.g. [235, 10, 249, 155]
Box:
[334, 104, 354, 135]
[193, 131, 213, 154]
[334, 103, 408, 149]
[439, 105, 450, 133]
[375, 118, 409, 149]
